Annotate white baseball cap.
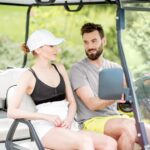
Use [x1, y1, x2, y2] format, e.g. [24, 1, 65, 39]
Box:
[27, 29, 64, 52]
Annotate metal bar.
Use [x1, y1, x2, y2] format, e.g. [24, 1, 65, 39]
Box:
[116, 2, 149, 149]
[0, 3, 31, 6]
[64, 0, 84, 12]
[0, 137, 30, 143]
[5, 119, 45, 150]
[22, 5, 32, 68]
[18, 119, 44, 150]
[25, 6, 32, 43]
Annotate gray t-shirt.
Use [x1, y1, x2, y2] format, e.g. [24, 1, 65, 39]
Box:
[70, 58, 120, 126]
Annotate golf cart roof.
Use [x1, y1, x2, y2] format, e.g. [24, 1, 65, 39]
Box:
[0, 0, 149, 10]
[0, 0, 116, 6]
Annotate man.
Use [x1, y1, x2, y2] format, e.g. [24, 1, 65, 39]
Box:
[70, 22, 150, 150]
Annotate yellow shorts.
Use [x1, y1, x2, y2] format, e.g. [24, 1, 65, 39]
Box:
[83, 115, 129, 133]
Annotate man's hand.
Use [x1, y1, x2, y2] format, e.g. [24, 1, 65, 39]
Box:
[118, 94, 126, 103]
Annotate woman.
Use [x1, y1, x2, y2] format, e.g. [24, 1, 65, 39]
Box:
[7, 29, 117, 150]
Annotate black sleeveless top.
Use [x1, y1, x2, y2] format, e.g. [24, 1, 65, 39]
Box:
[29, 64, 66, 105]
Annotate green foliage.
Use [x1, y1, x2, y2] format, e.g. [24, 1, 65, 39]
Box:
[0, 5, 27, 42]
[0, 5, 29, 69]
[123, 11, 150, 78]
[0, 4, 118, 70]
[0, 36, 24, 69]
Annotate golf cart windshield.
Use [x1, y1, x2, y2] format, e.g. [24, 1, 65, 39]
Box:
[117, 2, 150, 148]
[119, 0, 150, 123]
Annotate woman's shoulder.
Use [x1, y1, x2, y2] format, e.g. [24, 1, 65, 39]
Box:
[18, 69, 35, 83]
[16, 69, 36, 93]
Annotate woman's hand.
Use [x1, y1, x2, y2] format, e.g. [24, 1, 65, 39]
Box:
[44, 114, 63, 127]
[60, 118, 73, 129]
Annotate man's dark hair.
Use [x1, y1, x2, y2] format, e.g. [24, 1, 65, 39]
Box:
[81, 22, 104, 38]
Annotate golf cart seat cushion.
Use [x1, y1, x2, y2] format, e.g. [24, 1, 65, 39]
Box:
[19, 141, 39, 150]
[7, 86, 36, 112]
[0, 68, 27, 100]
[0, 68, 36, 142]
[0, 68, 27, 109]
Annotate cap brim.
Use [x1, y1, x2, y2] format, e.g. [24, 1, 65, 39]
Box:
[50, 38, 64, 46]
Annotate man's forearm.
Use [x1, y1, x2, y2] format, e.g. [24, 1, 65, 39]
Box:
[88, 97, 116, 111]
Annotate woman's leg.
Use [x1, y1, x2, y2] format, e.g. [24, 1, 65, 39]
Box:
[41, 127, 94, 150]
[80, 130, 117, 150]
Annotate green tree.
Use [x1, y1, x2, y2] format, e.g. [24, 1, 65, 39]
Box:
[122, 11, 150, 78]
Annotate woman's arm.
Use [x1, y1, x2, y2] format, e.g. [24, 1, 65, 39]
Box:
[58, 64, 77, 128]
[7, 71, 44, 120]
[7, 71, 62, 127]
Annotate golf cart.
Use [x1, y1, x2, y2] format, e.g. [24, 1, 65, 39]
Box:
[0, 0, 150, 150]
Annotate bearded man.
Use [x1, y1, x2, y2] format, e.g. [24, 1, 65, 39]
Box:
[70, 22, 150, 150]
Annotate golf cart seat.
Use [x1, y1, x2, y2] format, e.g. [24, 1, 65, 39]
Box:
[0, 68, 44, 149]
[0, 68, 29, 142]
[0, 68, 27, 111]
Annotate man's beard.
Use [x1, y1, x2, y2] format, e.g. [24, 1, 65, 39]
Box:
[85, 47, 103, 60]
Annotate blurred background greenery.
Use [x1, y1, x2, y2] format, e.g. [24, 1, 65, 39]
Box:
[0, 4, 118, 70]
[0, 4, 149, 79]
